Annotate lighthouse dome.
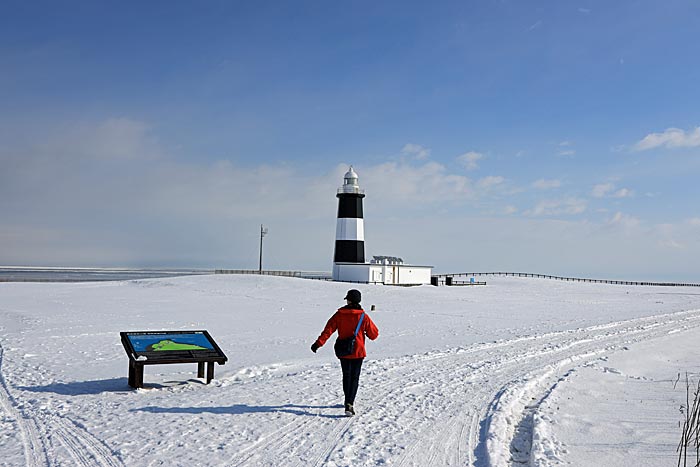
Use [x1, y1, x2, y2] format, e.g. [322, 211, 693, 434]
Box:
[344, 166, 358, 182]
[338, 166, 364, 194]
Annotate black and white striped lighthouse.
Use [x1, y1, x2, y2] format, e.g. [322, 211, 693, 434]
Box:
[333, 167, 365, 279]
[331, 166, 433, 284]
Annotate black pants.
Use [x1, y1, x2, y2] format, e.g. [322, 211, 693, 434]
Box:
[340, 358, 364, 405]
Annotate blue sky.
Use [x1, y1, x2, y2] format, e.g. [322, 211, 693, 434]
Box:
[2, 1, 700, 280]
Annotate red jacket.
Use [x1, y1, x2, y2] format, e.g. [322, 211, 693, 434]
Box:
[315, 305, 379, 359]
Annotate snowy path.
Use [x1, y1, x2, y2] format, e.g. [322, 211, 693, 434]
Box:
[155, 308, 699, 467]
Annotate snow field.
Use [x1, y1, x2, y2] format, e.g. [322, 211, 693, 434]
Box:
[1, 275, 700, 466]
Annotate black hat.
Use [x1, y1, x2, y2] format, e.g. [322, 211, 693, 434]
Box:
[344, 289, 361, 303]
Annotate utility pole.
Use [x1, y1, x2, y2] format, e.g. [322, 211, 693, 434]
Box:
[259, 224, 268, 273]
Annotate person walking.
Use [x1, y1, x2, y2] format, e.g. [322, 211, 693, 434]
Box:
[310, 289, 379, 416]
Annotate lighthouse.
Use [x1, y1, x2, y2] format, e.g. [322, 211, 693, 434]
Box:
[332, 166, 433, 284]
[332, 167, 365, 280]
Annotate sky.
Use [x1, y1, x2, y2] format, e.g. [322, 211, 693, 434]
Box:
[1, 0, 700, 280]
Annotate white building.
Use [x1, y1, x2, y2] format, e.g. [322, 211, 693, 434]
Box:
[332, 168, 432, 285]
[334, 256, 432, 285]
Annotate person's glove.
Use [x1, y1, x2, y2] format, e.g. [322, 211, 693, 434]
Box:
[311, 342, 320, 353]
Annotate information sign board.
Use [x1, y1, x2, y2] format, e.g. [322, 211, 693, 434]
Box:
[120, 330, 227, 388]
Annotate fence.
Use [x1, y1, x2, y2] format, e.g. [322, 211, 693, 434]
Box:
[431, 272, 700, 287]
[215, 269, 332, 280]
[213, 270, 422, 285]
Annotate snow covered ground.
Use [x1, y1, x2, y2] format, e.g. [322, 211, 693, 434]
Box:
[1, 274, 699, 466]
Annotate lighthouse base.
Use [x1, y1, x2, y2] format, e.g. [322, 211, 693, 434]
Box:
[333, 262, 432, 285]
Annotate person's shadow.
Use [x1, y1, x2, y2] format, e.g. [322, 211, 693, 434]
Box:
[21, 380, 347, 419]
[132, 403, 346, 419]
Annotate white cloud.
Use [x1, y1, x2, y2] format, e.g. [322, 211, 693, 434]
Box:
[555, 142, 575, 157]
[608, 212, 640, 229]
[633, 126, 700, 151]
[601, 213, 691, 253]
[659, 239, 685, 249]
[612, 188, 634, 198]
[610, 144, 626, 153]
[504, 205, 518, 215]
[528, 20, 542, 31]
[401, 143, 431, 160]
[592, 183, 614, 198]
[532, 179, 562, 190]
[687, 218, 700, 227]
[456, 151, 483, 171]
[477, 175, 505, 189]
[56, 118, 162, 162]
[360, 160, 474, 206]
[527, 198, 587, 216]
[592, 183, 633, 199]
[650, 223, 685, 249]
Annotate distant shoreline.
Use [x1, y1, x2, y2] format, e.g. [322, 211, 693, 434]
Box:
[0, 267, 214, 283]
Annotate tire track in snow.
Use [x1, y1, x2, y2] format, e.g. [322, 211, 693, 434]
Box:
[467, 410, 482, 466]
[370, 331, 617, 465]
[54, 422, 99, 467]
[223, 346, 492, 465]
[482, 354, 602, 466]
[302, 308, 700, 467]
[0, 343, 51, 467]
[480, 309, 700, 467]
[227, 417, 311, 467]
[207, 308, 700, 467]
[426, 412, 466, 466]
[274, 316, 612, 465]
[305, 416, 354, 467]
[50, 416, 126, 467]
[0, 343, 125, 467]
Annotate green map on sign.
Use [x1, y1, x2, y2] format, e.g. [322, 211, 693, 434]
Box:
[149, 340, 208, 351]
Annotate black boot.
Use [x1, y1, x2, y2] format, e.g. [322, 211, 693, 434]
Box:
[344, 403, 355, 416]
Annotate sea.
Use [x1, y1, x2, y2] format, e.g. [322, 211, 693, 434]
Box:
[0, 267, 213, 283]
